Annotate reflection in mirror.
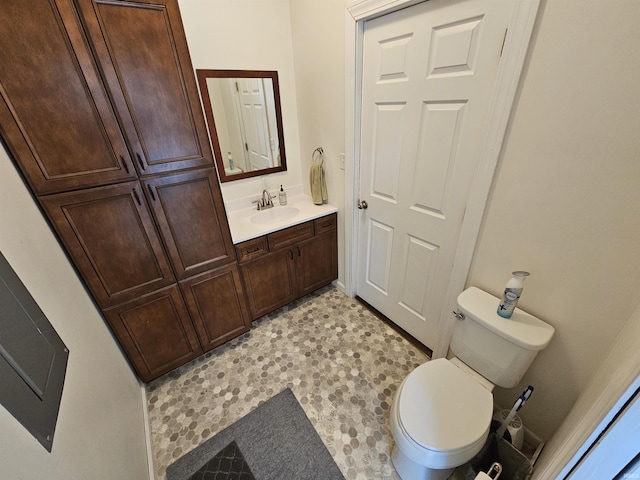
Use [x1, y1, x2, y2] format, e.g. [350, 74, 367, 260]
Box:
[197, 70, 287, 183]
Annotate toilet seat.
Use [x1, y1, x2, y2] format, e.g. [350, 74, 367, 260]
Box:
[397, 358, 493, 454]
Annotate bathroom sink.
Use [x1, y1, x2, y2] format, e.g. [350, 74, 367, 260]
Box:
[250, 206, 300, 225]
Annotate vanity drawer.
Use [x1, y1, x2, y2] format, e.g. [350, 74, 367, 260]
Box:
[267, 221, 314, 251]
[236, 236, 269, 263]
[315, 213, 337, 235]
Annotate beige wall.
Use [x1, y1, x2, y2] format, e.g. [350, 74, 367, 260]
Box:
[289, 0, 347, 287]
[0, 144, 150, 479]
[179, 0, 304, 202]
[468, 0, 640, 441]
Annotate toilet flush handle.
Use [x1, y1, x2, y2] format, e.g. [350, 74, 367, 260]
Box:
[452, 310, 465, 321]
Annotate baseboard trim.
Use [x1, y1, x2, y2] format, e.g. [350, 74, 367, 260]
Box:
[140, 381, 155, 480]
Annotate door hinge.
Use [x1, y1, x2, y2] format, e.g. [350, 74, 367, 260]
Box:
[500, 28, 508, 57]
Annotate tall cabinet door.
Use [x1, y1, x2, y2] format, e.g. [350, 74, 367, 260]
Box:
[40, 181, 175, 308]
[75, 0, 214, 175]
[0, 0, 136, 194]
[144, 168, 236, 279]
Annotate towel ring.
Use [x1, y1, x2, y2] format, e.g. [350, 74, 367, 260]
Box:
[312, 147, 324, 166]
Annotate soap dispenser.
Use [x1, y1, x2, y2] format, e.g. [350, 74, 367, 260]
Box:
[497, 271, 530, 318]
[279, 185, 287, 205]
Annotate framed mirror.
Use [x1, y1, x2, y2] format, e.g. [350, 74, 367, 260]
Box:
[197, 69, 287, 182]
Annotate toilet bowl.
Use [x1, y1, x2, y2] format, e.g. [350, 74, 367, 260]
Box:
[390, 358, 493, 480]
[390, 287, 555, 480]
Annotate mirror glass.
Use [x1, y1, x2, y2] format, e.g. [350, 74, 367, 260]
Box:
[197, 69, 287, 182]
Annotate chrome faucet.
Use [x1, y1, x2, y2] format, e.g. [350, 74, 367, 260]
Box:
[253, 189, 275, 210]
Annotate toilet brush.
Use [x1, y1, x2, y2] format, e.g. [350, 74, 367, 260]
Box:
[496, 385, 534, 439]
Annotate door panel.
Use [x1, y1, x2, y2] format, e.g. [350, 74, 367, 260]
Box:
[297, 231, 338, 297]
[0, 0, 135, 194]
[180, 264, 251, 352]
[144, 168, 235, 279]
[358, 0, 512, 349]
[240, 249, 297, 320]
[103, 285, 202, 382]
[41, 181, 174, 308]
[75, 0, 214, 174]
[366, 219, 394, 294]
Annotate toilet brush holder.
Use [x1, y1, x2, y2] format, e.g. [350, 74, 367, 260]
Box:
[491, 410, 524, 450]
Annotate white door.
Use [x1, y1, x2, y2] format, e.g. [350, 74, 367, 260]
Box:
[357, 0, 513, 350]
[236, 78, 272, 170]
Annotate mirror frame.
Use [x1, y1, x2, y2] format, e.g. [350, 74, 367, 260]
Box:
[196, 69, 287, 183]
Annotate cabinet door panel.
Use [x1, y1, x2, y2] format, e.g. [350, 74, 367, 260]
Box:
[41, 181, 174, 308]
[145, 169, 235, 279]
[297, 231, 338, 297]
[76, 0, 213, 175]
[0, 0, 135, 194]
[103, 285, 202, 382]
[180, 264, 250, 352]
[240, 249, 297, 320]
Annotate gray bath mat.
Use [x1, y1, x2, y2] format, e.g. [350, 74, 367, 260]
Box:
[166, 388, 344, 480]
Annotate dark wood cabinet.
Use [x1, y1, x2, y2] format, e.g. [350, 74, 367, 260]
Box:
[296, 230, 338, 297]
[0, 0, 136, 194]
[103, 285, 202, 382]
[241, 248, 299, 319]
[74, 0, 214, 175]
[40, 181, 175, 308]
[237, 213, 338, 320]
[0, 1, 251, 382]
[144, 168, 235, 279]
[180, 264, 251, 352]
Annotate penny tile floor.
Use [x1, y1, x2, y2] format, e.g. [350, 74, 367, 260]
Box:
[147, 285, 430, 479]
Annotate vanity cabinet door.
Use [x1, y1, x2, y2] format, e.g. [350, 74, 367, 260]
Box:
[40, 181, 175, 308]
[240, 249, 298, 320]
[103, 285, 202, 382]
[144, 168, 235, 279]
[75, 0, 214, 175]
[296, 230, 338, 298]
[0, 0, 136, 195]
[180, 264, 251, 352]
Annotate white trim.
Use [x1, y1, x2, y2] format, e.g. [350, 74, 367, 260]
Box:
[531, 301, 640, 479]
[141, 382, 155, 480]
[566, 383, 640, 480]
[344, 0, 541, 358]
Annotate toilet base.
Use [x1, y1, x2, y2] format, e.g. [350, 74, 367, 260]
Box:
[391, 444, 453, 480]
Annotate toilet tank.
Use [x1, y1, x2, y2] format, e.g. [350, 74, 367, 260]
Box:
[451, 287, 555, 388]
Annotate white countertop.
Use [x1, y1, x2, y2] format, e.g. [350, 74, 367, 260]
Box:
[225, 193, 338, 244]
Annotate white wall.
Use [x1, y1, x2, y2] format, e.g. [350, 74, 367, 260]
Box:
[178, 0, 303, 202]
[467, 0, 640, 441]
[0, 144, 150, 479]
[289, 0, 347, 287]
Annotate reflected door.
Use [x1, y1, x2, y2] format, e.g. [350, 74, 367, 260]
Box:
[357, 0, 512, 349]
[237, 78, 273, 171]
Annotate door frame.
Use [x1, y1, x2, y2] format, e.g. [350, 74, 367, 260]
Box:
[344, 0, 541, 358]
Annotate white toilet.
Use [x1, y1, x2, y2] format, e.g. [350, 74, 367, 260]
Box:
[390, 287, 555, 480]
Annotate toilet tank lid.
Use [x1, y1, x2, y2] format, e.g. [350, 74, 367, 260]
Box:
[457, 287, 555, 350]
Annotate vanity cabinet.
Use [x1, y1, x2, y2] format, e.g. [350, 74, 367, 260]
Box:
[0, 0, 250, 382]
[237, 214, 338, 320]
